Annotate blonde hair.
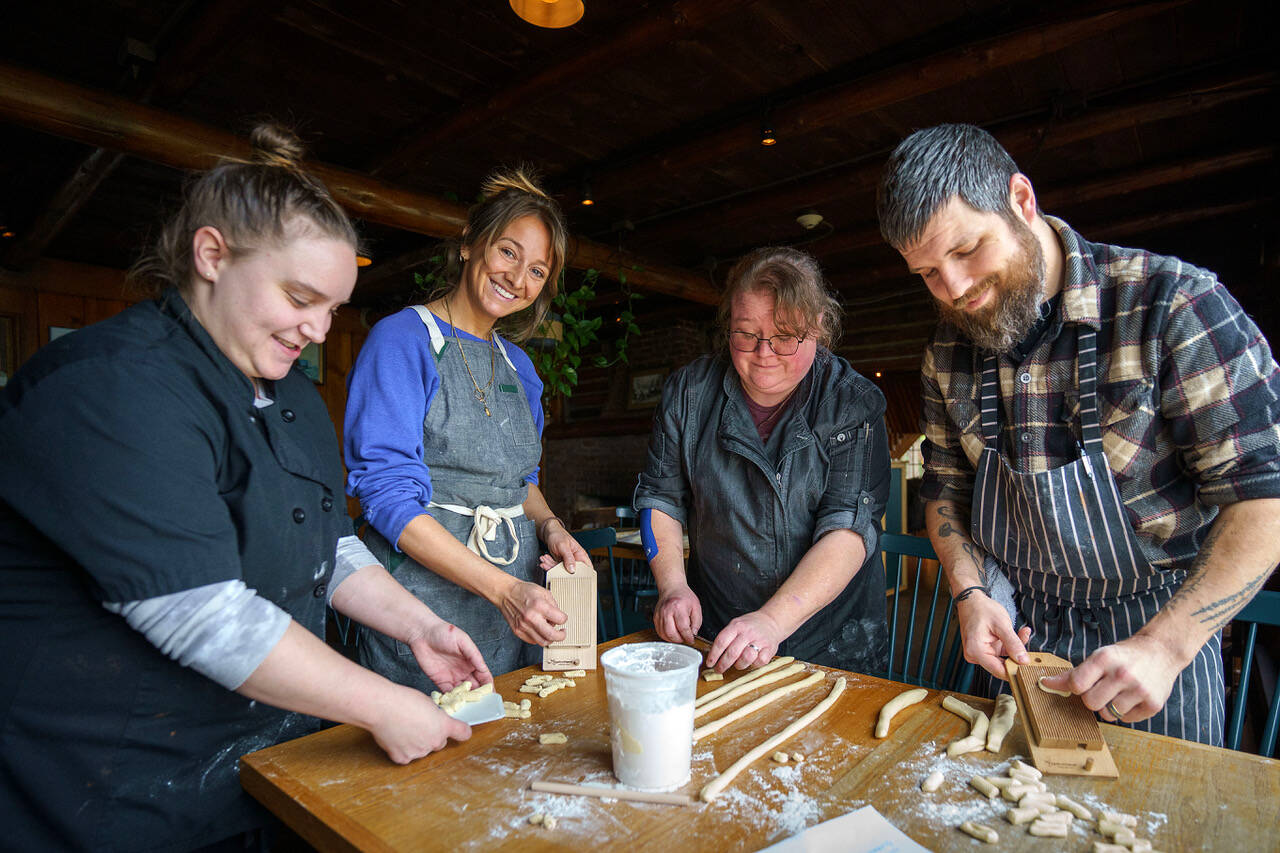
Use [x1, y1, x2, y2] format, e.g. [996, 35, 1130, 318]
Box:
[130, 123, 357, 295]
[430, 166, 568, 342]
[716, 246, 843, 349]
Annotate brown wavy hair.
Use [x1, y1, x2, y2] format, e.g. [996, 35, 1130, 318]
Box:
[715, 246, 843, 350]
[129, 123, 357, 295]
[427, 166, 568, 343]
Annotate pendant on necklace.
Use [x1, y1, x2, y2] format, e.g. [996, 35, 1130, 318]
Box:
[483, 404, 491, 417]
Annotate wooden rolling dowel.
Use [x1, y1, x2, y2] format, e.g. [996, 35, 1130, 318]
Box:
[530, 779, 695, 806]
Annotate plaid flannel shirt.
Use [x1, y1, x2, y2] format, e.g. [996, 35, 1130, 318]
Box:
[920, 216, 1280, 572]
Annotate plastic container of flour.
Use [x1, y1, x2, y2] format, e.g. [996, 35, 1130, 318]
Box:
[600, 642, 702, 790]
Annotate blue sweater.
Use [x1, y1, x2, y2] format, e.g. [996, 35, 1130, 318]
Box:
[344, 307, 544, 551]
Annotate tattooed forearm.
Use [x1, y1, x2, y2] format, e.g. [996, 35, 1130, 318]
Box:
[934, 504, 970, 539]
[1190, 564, 1274, 633]
[961, 542, 985, 583]
[1160, 523, 1223, 618]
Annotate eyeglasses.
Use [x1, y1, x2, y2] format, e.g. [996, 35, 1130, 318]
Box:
[728, 330, 805, 356]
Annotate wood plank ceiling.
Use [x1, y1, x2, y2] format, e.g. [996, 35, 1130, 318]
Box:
[1, 0, 1276, 382]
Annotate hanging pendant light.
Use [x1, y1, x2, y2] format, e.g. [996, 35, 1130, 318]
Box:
[510, 0, 584, 28]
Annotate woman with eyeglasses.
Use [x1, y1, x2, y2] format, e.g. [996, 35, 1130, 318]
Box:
[634, 246, 891, 674]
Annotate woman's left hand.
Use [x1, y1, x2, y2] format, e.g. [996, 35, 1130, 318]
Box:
[407, 621, 492, 691]
[705, 611, 787, 673]
[537, 523, 590, 573]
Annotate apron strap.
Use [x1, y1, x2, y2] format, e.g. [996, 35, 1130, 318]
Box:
[1076, 324, 1103, 455]
[411, 305, 521, 374]
[979, 353, 1001, 445]
[428, 501, 524, 566]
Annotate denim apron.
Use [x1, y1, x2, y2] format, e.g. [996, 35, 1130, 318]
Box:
[971, 324, 1223, 745]
[358, 307, 541, 689]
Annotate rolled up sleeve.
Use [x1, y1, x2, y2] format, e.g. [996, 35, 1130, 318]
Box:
[633, 372, 690, 524]
[813, 388, 890, 557]
[1159, 276, 1280, 505]
[919, 344, 978, 506]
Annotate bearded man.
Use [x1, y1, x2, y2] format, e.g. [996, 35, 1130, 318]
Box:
[876, 123, 1280, 744]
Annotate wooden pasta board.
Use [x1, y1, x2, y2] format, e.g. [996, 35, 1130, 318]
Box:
[543, 560, 597, 671]
[1006, 651, 1118, 778]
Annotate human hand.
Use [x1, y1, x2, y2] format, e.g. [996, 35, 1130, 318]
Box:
[653, 582, 702, 645]
[407, 620, 492, 691]
[955, 593, 1031, 679]
[705, 611, 785, 673]
[498, 579, 568, 646]
[368, 686, 472, 765]
[1038, 633, 1181, 724]
[537, 525, 590, 573]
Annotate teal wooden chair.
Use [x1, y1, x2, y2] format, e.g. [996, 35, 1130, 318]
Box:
[569, 526, 622, 642]
[881, 532, 974, 693]
[1224, 589, 1280, 757]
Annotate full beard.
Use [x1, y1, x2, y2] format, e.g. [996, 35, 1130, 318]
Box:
[936, 221, 1046, 353]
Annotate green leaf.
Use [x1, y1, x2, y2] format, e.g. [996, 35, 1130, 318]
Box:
[593, 356, 608, 367]
[627, 322, 641, 336]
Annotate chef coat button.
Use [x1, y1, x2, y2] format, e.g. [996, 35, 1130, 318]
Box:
[837, 432, 846, 442]
[1019, 372, 1032, 384]
[281, 409, 296, 423]
[313, 583, 327, 599]
[321, 497, 334, 512]
[1020, 432, 1031, 443]
[292, 507, 306, 524]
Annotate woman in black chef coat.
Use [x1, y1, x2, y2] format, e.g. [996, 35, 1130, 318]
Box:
[0, 125, 490, 852]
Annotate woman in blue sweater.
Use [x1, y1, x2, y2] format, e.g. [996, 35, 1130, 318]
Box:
[345, 169, 589, 687]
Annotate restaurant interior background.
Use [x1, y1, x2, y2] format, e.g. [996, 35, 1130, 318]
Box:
[1, 0, 1276, 746]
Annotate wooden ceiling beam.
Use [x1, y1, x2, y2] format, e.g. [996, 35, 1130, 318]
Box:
[632, 65, 1275, 249]
[1, 0, 276, 271]
[809, 145, 1274, 259]
[592, 0, 1186, 199]
[0, 62, 719, 305]
[370, 0, 749, 178]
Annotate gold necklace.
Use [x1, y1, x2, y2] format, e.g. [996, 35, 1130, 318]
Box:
[444, 299, 496, 417]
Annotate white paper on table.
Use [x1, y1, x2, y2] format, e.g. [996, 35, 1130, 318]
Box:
[757, 805, 931, 853]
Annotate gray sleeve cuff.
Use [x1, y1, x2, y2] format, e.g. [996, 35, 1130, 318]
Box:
[103, 580, 291, 690]
[331, 535, 379, 605]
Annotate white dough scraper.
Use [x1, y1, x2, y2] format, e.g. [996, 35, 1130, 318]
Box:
[447, 691, 506, 726]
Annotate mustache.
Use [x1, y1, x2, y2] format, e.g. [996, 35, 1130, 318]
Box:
[953, 275, 999, 309]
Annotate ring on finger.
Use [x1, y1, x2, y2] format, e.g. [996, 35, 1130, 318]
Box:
[747, 642, 761, 652]
[1105, 700, 1122, 719]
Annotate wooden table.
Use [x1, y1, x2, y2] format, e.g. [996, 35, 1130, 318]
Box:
[242, 632, 1279, 852]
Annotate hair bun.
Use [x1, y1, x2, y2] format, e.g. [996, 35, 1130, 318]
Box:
[480, 166, 548, 202]
[249, 123, 307, 168]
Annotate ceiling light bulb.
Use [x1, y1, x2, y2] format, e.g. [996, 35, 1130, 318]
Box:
[796, 212, 823, 230]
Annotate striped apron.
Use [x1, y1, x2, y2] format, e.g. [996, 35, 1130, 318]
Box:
[970, 324, 1223, 745]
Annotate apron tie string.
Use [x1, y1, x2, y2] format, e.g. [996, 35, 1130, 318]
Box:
[428, 501, 524, 566]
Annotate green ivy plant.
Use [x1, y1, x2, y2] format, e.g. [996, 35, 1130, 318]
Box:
[412, 262, 642, 399]
[530, 267, 643, 398]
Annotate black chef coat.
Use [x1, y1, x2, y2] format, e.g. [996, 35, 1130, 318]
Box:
[0, 289, 346, 851]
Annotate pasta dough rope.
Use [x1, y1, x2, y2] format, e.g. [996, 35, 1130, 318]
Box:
[695, 656, 796, 707]
[874, 687, 928, 738]
[693, 671, 825, 742]
[694, 663, 807, 718]
[699, 677, 846, 802]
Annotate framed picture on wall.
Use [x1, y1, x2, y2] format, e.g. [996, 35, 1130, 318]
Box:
[48, 325, 78, 343]
[298, 341, 324, 384]
[627, 368, 668, 409]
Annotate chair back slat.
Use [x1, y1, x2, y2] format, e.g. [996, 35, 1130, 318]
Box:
[880, 533, 974, 692]
[569, 526, 621, 641]
[1224, 589, 1280, 758]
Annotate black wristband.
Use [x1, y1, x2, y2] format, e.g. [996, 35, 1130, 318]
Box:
[955, 585, 987, 602]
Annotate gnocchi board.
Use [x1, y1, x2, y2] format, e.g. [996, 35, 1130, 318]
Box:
[542, 560, 597, 671]
[1005, 651, 1118, 778]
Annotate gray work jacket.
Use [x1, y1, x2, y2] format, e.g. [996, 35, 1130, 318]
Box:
[634, 349, 890, 673]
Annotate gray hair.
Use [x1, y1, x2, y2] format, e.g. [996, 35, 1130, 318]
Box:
[876, 124, 1028, 250]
